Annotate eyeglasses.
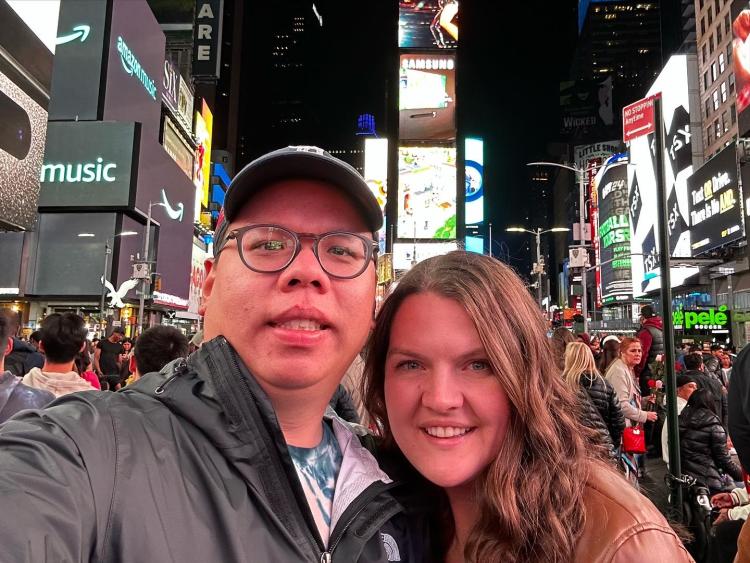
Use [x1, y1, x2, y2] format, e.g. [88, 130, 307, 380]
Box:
[216, 224, 379, 279]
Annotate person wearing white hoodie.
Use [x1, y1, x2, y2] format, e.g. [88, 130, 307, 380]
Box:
[22, 313, 96, 398]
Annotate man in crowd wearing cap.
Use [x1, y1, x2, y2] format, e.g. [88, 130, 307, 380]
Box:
[661, 374, 697, 467]
[0, 147, 424, 562]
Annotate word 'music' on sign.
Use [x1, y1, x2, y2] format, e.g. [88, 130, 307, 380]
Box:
[117, 36, 157, 100]
[40, 158, 116, 183]
[622, 95, 657, 143]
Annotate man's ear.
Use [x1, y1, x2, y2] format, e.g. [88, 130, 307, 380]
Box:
[38, 340, 46, 355]
[199, 258, 216, 317]
[2, 336, 12, 358]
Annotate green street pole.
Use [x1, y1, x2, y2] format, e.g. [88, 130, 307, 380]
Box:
[653, 95, 683, 519]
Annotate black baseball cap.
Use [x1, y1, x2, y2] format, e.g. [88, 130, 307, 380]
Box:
[676, 374, 694, 388]
[217, 146, 383, 245]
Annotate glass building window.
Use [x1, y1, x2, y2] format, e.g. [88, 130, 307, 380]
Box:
[713, 89, 720, 110]
[719, 52, 725, 73]
[721, 81, 727, 102]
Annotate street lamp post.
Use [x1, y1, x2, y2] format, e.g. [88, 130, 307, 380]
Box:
[506, 227, 569, 309]
[137, 201, 166, 337]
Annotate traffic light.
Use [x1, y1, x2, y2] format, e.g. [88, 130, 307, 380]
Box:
[151, 273, 162, 292]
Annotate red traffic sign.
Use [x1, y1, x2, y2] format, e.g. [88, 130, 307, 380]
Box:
[622, 95, 658, 143]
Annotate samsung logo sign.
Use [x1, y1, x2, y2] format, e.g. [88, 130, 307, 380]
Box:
[40, 158, 117, 183]
[117, 36, 157, 100]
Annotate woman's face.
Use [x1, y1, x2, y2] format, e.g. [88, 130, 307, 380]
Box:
[122, 341, 132, 352]
[621, 342, 642, 368]
[384, 292, 511, 491]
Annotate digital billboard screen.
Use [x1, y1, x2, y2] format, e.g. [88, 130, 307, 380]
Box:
[627, 54, 702, 297]
[393, 241, 458, 270]
[688, 142, 744, 255]
[399, 0, 458, 49]
[38, 121, 140, 209]
[465, 137, 484, 225]
[733, 1, 750, 135]
[399, 54, 455, 141]
[364, 138, 388, 252]
[397, 146, 456, 240]
[595, 159, 632, 304]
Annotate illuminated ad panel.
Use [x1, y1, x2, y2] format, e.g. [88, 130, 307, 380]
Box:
[193, 103, 213, 223]
[200, 101, 213, 208]
[464, 137, 484, 225]
[38, 121, 139, 208]
[627, 54, 702, 297]
[393, 242, 458, 270]
[733, 1, 750, 135]
[687, 142, 744, 255]
[397, 146, 456, 239]
[399, 53, 455, 141]
[399, 0, 458, 49]
[364, 138, 388, 252]
[594, 156, 633, 304]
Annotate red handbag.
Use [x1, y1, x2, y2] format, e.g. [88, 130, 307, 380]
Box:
[622, 425, 647, 454]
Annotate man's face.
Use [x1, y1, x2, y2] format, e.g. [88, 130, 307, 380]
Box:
[201, 179, 377, 397]
[677, 382, 698, 401]
[110, 332, 122, 343]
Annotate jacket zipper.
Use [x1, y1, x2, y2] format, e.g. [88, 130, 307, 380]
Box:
[154, 359, 187, 394]
[320, 481, 401, 562]
[220, 338, 326, 560]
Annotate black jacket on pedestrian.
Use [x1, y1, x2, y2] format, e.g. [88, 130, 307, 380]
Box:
[578, 373, 626, 457]
[729, 345, 750, 472]
[684, 368, 728, 429]
[0, 337, 429, 562]
[4, 337, 44, 378]
[679, 405, 743, 494]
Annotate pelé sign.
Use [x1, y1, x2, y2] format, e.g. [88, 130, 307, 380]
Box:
[673, 306, 729, 330]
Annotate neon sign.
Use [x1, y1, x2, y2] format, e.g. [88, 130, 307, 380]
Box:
[117, 36, 157, 100]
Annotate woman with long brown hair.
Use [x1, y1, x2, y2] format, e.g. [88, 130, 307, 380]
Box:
[363, 252, 690, 562]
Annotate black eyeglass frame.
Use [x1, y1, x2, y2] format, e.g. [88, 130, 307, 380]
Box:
[216, 223, 379, 279]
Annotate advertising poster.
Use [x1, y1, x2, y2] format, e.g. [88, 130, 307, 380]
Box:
[595, 157, 633, 304]
[398, 0, 458, 49]
[560, 77, 615, 140]
[688, 142, 744, 255]
[188, 242, 207, 314]
[399, 54, 455, 141]
[465, 137, 484, 225]
[397, 146, 456, 239]
[733, 0, 750, 136]
[193, 102, 213, 220]
[364, 138, 388, 252]
[393, 241, 458, 270]
[627, 54, 702, 297]
[162, 118, 194, 180]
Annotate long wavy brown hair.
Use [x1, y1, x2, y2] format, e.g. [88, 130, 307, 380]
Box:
[363, 252, 597, 563]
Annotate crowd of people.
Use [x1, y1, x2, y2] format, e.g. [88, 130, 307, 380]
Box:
[0, 146, 746, 561]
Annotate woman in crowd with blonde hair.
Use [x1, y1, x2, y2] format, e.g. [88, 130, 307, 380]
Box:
[562, 341, 625, 458]
[364, 251, 691, 563]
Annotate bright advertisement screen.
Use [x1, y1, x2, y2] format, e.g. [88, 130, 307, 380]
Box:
[200, 101, 213, 208]
[393, 242, 458, 270]
[465, 137, 484, 225]
[399, 0, 458, 49]
[364, 138, 388, 253]
[398, 146, 456, 240]
[687, 142, 744, 255]
[627, 54, 700, 297]
[399, 54, 455, 141]
[733, 1, 750, 135]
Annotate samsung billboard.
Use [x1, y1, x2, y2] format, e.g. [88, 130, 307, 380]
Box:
[399, 54, 456, 141]
[687, 142, 744, 255]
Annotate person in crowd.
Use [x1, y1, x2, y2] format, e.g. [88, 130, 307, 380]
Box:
[127, 325, 188, 384]
[661, 374, 697, 467]
[22, 313, 97, 398]
[562, 342, 625, 458]
[73, 350, 101, 390]
[636, 304, 664, 394]
[679, 388, 743, 495]
[550, 326, 576, 370]
[605, 336, 657, 483]
[3, 313, 44, 378]
[728, 343, 750, 563]
[328, 384, 360, 424]
[93, 327, 125, 389]
[118, 338, 134, 383]
[683, 352, 728, 429]
[341, 353, 369, 426]
[28, 330, 42, 351]
[0, 310, 54, 424]
[597, 334, 620, 374]
[710, 485, 750, 563]
[363, 251, 691, 562]
[0, 146, 418, 561]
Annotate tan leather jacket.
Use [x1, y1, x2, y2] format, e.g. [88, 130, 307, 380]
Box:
[575, 462, 694, 562]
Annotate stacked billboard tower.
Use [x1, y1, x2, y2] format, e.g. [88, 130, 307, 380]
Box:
[392, 1, 479, 268]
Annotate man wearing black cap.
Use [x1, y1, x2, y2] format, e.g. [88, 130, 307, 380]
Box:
[0, 147, 423, 562]
[661, 374, 697, 467]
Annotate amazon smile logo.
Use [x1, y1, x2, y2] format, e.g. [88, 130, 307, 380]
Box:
[56, 24, 90, 45]
[161, 189, 184, 222]
[117, 36, 157, 100]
